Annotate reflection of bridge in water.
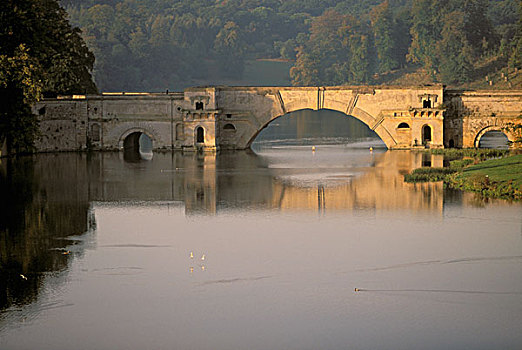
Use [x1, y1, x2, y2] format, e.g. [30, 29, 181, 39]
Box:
[15, 151, 450, 215]
[269, 151, 444, 213]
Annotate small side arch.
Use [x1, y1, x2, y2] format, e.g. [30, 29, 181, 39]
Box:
[397, 122, 410, 129]
[474, 125, 511, 148]
[119, 128, 155, 149]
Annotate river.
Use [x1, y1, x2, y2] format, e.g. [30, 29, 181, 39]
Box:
[0, 138, 521, 349]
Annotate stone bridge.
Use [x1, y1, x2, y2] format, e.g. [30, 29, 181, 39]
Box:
[33, 85, 522, 152]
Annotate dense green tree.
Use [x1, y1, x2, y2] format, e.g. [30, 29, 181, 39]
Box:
[462, 0, 497, 55]
[214, 21, 246, 79]
[408, 0, 497, 81]
[291, 10, 374, 85]
[507, 1, 522, 70]
[407, 0, 448, 77]
[370, 1, 399, 73]
[0, 45, 41, 154]
[436, 11, 475, 84]
[0, 0, 96, 154]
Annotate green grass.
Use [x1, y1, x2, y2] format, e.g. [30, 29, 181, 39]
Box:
[404, 152, 522, 200]
[457, 154, 522, 188]
[447, 154, 522, 200]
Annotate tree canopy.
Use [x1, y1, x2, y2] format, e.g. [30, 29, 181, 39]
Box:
[0, 0, 96, 154]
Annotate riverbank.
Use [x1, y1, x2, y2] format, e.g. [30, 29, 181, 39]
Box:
[405, 150, 522, 201]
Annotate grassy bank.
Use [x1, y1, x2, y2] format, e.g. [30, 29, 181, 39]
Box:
[448, 155, 522, 200]
[404, 150, 522, 201]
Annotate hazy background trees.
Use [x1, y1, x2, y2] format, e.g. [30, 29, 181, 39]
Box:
[58, 0, 520, 91]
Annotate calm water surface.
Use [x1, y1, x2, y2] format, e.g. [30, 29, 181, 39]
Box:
[1, 142, 521, 350]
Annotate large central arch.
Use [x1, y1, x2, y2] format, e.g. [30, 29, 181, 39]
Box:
[246, 107, 396, 148]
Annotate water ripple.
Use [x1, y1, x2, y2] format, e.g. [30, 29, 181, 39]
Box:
[197, 276, 273, 286]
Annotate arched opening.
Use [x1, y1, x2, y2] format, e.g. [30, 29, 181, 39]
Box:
[123, 132, 153, 162]
[223, 123, 236, 131]
[478, 130, 509, 149]
[196, 126, 205, 143]
[423, 99, 432, 108]
[397, 122, 410, 129]
[448, 139, 455, 148]
[250, 109, 384, 150]
[195, 102, 204, 110]
[422, 125, 432, 145]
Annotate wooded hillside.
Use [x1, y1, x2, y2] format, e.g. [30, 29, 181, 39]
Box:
[60, 0, 522, 90]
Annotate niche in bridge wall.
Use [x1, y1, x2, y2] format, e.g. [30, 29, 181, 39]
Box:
[90, 123, 101, 142]
[176, 123, 184, 141]
[419, 94, 438, 109]
[221, 123, 237, 141]
[196, 126, 205, 143]
[223, 123, 236, 133]
[190, 95, 210, 111]
[396, 122, 411, 145]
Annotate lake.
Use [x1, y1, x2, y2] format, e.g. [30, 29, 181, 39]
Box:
[1, 141, 521, 350]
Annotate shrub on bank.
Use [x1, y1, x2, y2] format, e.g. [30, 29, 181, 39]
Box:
[427, 149, 509, 161]
[448, 174, 522, 201]
[404, 158, 475, 183]
[404, 167, 456, 182]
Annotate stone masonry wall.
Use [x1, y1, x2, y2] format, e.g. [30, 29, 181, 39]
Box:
[30, 87, 522, 154]
[445, 90, 522, 148]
